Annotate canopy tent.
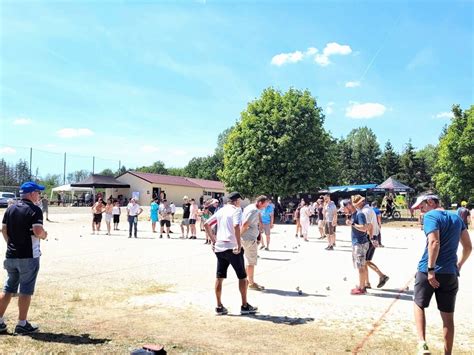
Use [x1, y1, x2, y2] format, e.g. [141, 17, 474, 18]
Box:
[327, 184, 378, 193]
[374, 177, 414, 192]
[71, 174, 130, 189]
[51, 184, 93, 193]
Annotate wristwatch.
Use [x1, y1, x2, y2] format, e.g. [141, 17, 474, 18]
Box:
[427, 267, 435, 272]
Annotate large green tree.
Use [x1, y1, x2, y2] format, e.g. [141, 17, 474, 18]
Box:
[219, 87, 331, 197]
[379, 141, 400, 180]
[135, 161, 168, 175]
[434, 104, 474, 202]
[339, 127, 382, 184]
[184, 155, 222, 180]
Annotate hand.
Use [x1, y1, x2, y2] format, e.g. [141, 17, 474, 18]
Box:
[233, 245, 242, 254]
[371, 239, 379, 248]
[427, 271, 440, 288]
[270, 224, 274, 229]
[332, 221, 337, 227]
[345, 219, 352, 226]
[457, 262, 462, 274]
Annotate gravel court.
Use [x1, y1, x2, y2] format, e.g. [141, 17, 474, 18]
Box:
[0, 207, 472, 352]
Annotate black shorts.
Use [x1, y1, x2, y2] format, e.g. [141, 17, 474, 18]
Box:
[93, 213, 102, 223]
[366, 241, 376, 261]
[189, 219, 196, 225]
[113, 215, 120, 223]
[414, 271, 459, 313]
[215, 249, 247, 280]
[160, 220, 171, 227]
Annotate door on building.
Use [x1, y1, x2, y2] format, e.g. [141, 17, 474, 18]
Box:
[152, 187, 160, 200]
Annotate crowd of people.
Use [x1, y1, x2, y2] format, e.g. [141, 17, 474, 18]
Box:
[0, 181, 472, 355]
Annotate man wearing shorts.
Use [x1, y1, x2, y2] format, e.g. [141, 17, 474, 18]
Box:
[411, 193, 471, 354]
[323, 194, 337, 250]
[340, 196, 369, 295]
[241, 195, 269, 291]
[181, 196, 191, 238]
[159, 199, 172, 238]
[204, 192, 257, 316]
[0, 181, 48, 335]
[259, 199, 274, 250]
[91, 198, 105, 234]
[188, 198, 198, 239]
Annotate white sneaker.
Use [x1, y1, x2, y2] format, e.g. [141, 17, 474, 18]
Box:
[417, 341, 430, 354]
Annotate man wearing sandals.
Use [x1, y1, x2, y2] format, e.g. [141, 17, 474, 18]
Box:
[241, 195, 269, 291]
[205, 192, 258, 316]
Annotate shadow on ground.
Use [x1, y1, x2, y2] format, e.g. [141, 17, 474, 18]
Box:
[368, 292, 413, 301]
[233, 314, 315, 325]
[263, 288, 327, 298]
[26, 332, 111, 345]
[259, 257, 291, 262]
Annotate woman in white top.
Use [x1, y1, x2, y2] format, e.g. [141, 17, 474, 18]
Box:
[112, 201, 121, 230]
[299, 199, 311, 242]
[104, 199, 114, 235]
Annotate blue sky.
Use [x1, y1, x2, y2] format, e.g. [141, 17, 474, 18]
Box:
[0, 0, 472, 177]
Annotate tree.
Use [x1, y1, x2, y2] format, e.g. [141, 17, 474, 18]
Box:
[184, 155, 222, 180]
[416, 144, 437, 178]
[397, 140, 431, 193]
[15, 159, 31, 184]
[116, 165, 127, 176]
[339, 127, 382, 184]
[379, 141, 400, 180]
[219, 87, 331, 197]
[434, 104, 474, 202]
[67, 169, 90, 183]
[167, 167, 186, 176]
[135, 161, 168, 175]
[99, 168, 115, 177]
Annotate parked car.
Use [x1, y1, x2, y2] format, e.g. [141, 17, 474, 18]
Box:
[0, 192, 17, 208]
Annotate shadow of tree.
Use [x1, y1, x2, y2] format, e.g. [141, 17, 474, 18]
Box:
[263, 288, 327, 298]
[27, 332, 111, 345]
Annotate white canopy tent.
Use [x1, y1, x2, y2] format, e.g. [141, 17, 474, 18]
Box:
[50, 184, 93, 200]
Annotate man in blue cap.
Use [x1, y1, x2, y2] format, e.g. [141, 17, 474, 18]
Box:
[0, 181, 48, 335]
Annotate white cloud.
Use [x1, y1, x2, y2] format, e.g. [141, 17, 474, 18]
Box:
[140, 145, 160, 153]
[0, 147, 16, 154]
[326, 102, 335, 115]
[271, 51, 304, 66]
[306, 47, 318, 56]
[13, 117, 32, 125]
[323, 42, 352, 56]
[345, 81, 360, 88]
[434, 111, 453, 119]
[57, 128, 94, 138]
[346, 102, 386, 119]
[314, 54, 330, 66]
[169, 149, 188, 157]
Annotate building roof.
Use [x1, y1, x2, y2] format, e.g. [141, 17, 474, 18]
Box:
[123, 171, 225, 190]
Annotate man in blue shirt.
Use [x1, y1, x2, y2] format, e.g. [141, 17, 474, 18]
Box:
[259, 200, 274, 251]
[411, 193, 471, 355]
[340, 195, 369, 295]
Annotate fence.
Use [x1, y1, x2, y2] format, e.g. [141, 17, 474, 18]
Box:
[0, 144, 128, 185]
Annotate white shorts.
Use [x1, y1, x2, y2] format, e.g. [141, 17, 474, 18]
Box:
[105, 213, 112, 222]
[242, 239, 258, 266]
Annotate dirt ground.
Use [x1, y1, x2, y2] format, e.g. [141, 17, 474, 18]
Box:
[0, 206, 472, 354]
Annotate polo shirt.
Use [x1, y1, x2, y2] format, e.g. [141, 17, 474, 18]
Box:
[2, 199, 43, 258]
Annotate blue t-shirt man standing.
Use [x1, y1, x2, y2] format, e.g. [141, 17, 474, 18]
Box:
[411, 193, 472, 355]
[259, 202, 274, 251]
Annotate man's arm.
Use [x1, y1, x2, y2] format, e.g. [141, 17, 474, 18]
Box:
[2, 224, 8, 243]
[234, 225, 241, 250]
[33, 225, 48, 240]
[426, 230, 440, 288]
[457, 229, 472, 272]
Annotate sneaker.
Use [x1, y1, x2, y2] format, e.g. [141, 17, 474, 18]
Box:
[14, 321, 39, 335]
[248, 283, 265, 291]
[215, 305, 228, 315]
[259, 245, 265, 250]
[264, 247, 269, 251]
[417, 341, 430, 354]
[160, 235, 163, 238]
[377, 275, 389, 288]
[365, 283, 372, 289]
[241, 303, 258, 315]
[167, 235, 170, 239]
[0, 322, 7, 333]
[350, 288, 367, 295]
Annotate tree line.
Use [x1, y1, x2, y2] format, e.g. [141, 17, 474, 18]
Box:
[1, 87, 472, 204]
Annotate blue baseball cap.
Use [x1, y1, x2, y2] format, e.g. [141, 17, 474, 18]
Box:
[19, 181, 45, 194]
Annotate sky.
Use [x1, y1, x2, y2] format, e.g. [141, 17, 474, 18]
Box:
[0, 0, 472, 178]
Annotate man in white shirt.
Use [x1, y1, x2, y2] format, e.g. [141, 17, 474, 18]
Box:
[357, 198, 389, 289]
[241, 195, 269, 291]
[204, 192, 258, 316]
[126, 198, 143, 238]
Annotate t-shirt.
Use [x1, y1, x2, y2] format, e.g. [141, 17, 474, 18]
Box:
[317, 206, 323, 220]
[456, 207, 470, 225]
[418, 210, 466, 274]
[112, 206, 121, 215]
[190, 203, 199, 219]
[373, 207, 381, 216]
[182, 203, 191, 219]
[241, 204, 260, 241]
[170, 204, 176, 213]
[206, 204, 242, 252]
[2, 199, 43, 258]
[159, 204, 172, 221]
[260, 203, 274, 225]
[324, 201, 337, 221]
[351, 210, 368, 245]
[150, 202, 159, 218]
[361, 204, 380, 237]
[127, 203, 141, 216]
[300, 206, 311, 222]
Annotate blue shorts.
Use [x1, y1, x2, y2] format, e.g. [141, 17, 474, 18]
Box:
[3, 258, 40, 296]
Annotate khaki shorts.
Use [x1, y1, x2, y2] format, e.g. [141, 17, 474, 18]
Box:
[261, 223, 271, 236]
[242, 239, 258, 266]
[352, 242, 369, 269]
[324, 222, 335, 235]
